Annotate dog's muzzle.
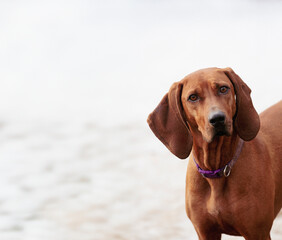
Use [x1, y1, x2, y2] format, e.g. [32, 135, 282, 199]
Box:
[209, 111, 228, 136]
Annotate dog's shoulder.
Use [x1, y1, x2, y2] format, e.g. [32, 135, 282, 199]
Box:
[258, 100, 282, 158]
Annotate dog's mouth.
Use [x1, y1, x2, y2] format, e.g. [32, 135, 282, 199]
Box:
[212, 125, 231, 139]
[215, 131, 227, 136]
[201, 120, 233, 143]
[203, 127, 231, 143]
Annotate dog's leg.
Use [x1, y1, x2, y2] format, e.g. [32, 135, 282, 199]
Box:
[243, 233, 271, 240]
[197, 234, 221, 240]
[195, 230, 221, 240]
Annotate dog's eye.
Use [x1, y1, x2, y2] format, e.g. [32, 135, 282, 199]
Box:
[188, 94, 199, 102]
[219, 86, 229, 94]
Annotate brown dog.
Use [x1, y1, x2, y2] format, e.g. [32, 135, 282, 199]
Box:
[147, 67, 282, 239]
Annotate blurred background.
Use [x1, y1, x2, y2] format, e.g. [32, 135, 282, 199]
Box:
[0, 0, 281, 239]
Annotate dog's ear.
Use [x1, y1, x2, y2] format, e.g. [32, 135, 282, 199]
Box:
[222, 68, 260, 141]
[147, 82, 193, 159]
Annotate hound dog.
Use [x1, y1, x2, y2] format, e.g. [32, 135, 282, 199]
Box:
[147, 67, 282, 240]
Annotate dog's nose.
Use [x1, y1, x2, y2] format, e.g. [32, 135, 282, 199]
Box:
[209, 112, 226, 127]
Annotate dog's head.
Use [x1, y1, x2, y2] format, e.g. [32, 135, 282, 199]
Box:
[147, 67, 260, 159]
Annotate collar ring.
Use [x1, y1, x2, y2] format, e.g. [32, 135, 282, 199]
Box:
[223, 165, 231, 177]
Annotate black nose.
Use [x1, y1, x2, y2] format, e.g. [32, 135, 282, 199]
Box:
[209, 112, 226, 127]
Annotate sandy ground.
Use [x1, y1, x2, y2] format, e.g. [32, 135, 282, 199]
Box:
[0, 120, 281, 240]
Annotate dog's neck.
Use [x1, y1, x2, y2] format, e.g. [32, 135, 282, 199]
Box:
[192, 131, 240, 171]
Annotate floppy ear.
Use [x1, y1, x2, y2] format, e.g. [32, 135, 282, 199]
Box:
[223, 68, 260, 141]
[147, 82, 193, 159]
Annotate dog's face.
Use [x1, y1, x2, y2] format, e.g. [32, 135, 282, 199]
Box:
[181, 70, 237, 143]
[147, 67, 260, 159]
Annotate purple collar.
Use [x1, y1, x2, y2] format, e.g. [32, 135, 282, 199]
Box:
[192, 138, 244, 178]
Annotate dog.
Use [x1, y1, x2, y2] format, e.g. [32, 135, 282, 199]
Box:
[147, 67, 282, 239]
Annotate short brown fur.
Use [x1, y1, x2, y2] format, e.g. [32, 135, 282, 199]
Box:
[147, 67, 282, 239]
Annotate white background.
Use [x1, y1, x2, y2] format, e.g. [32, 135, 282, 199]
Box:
[1, 0, 282, 124]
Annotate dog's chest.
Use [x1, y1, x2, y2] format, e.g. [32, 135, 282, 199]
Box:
[188, 191, 239, 235]
[206, 195, 239, 234]
[207, 195, 226, 218]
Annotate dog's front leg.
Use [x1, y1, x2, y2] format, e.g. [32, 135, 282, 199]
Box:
[243, 234, 271, 240]
[194, 226, 221, 240]
[196, 232, 221, 240]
